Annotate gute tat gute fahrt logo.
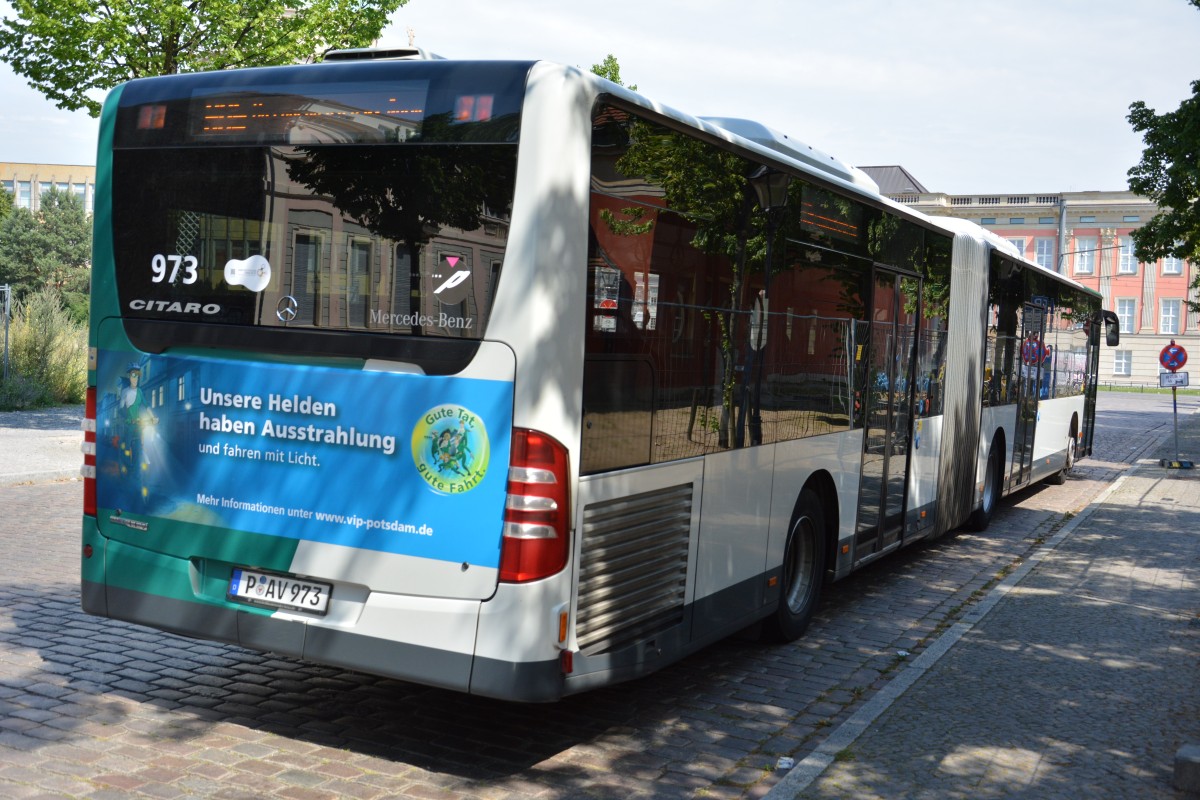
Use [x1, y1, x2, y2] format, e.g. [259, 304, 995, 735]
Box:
[411, 405, 490, 494]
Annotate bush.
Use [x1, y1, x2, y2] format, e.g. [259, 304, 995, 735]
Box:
[62, 290, 90, 326]
[0, 373, 53, 410]
[0, 287, 87, 408]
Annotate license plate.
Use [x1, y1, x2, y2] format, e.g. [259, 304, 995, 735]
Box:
[228, 568, 332, 615]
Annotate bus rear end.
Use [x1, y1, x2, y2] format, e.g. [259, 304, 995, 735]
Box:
[81, 58, 571, 699]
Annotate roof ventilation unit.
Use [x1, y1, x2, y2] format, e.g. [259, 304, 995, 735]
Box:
[323, 46, 443, 62]
[701, 117, 879, 194]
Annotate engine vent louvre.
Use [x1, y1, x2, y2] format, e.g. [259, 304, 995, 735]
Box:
[576, 483, 693, 655]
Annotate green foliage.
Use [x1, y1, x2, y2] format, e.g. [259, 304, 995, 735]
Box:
[0, 187, 92, 319]
[60, 291, 91, 326]
[617, 124, 758, 256]
[0, 185, 12, 219]
[1, 287, 87, 408]
[599, 206, 654, 236]
[0, 373, 54, 410]
[284, 144, 515, 247]
[0, 0, 409, 117]
[590, 54, 637, 91]
[1127, 78, 1200, 311]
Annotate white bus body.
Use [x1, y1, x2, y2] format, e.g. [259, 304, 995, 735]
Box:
[81, 56, 1114, 701]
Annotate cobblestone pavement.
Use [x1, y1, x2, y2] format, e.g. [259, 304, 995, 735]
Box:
[0, 393, 1195, 799]
[778, 393, 1200, 799]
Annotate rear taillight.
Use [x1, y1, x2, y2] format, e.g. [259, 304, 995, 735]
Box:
[499, 429, 570, 583]
[82, 386, 97, 516]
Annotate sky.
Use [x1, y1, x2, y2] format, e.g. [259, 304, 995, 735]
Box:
[1, 0, 1199, 194]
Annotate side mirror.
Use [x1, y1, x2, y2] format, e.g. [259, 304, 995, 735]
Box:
[1101, 310, 1120, 347]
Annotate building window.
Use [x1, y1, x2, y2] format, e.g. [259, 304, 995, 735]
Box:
[1038, 217, 1055, 224]
[1, 179, 11, 196]
[1123, 215, 1140, 223]
[1113, 350, 1132, 376]
[1161, 299, 1181, 335]
[16, 181, 31, 208]
[1118, 237, 1137, 274]
[1079, 215, 1096, 223]
[1116, 298, 1136, 333]
[980, 217, 996, 225]
[1007, 237, 1025, 255]
[1074, 236, 1096, 274]
[1163, 255, 1183, 275]
[38, 181, 51, 197]
[1009, 218, 1025, 224]
[71, 183, 86, 203]
[1035, 238, 1055, 269]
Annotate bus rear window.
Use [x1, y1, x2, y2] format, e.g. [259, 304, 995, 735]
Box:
[110, 143, 516, 340]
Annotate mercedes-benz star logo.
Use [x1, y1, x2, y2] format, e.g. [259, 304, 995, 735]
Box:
[275, 295, 299, 323]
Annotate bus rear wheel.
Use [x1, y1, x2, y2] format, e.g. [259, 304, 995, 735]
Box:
[1047, 430, 1076, 485]
[966, 443, 1002, 531]
[764, 489, 826, 642]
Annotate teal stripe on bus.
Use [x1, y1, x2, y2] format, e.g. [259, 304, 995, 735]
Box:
[90, 83, 125, 343]
[100, 513, 302, 612]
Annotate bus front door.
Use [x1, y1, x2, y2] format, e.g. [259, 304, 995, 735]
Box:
[854, 270, 919, 562]
[1010, 302, 1046, 488]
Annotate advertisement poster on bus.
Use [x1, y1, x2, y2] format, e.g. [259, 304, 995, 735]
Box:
[93, 350, 513, 568]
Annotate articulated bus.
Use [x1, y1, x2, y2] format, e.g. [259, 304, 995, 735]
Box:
[81, 51, 1119, 701]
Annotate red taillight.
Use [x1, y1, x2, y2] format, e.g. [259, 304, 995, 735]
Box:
[499, 429, 570, 583]
[83, 386, 97, 516]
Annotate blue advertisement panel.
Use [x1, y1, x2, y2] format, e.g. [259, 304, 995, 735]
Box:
[94, 350, 514, 568]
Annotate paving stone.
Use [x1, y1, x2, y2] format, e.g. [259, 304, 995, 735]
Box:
[1, 395, 1197, 800]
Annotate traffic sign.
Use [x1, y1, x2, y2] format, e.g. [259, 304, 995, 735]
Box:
[1021, 338, 1045, 365]
[1159, 343, 1194, 469]
[1160, 341, 1188, 372]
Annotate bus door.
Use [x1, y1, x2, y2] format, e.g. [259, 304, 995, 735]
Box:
[1010, 302, 1047, 487]
[854, 270, 919, 562]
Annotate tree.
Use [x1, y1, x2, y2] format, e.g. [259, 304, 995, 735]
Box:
[590, 54, 637, 92]
[1127, 30, 1200, 310]
[0, 185, 12, 220]
[0, 0, 409, 117]
[0, 187, 92, 320]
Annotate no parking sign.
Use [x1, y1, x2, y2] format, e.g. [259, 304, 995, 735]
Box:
[1157, 340, 1193, 469]
[1021, 338, 1045, 365]
[1160, 341, 1188, 372]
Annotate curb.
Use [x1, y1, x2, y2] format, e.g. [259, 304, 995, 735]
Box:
[0, 469, 82, 488]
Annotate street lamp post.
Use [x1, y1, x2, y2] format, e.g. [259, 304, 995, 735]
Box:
[746, 167, 790, 446]
[1, 284, 10, 383]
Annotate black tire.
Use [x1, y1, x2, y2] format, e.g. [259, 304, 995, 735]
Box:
[1046, 430, 1076, 486]
[763, 489, 826, 642]
[966, 443, 1002, 531]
